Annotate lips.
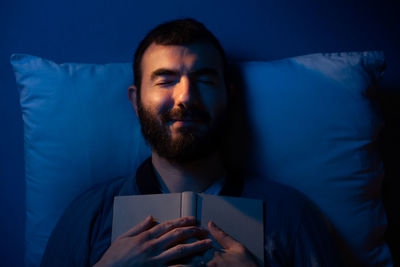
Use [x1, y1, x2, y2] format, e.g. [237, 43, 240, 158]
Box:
[171, 118, 208, 122]
[170, 119, 209, 126]
[162, 107, 211, 125]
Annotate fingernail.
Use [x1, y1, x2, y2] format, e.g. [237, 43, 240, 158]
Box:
[147, 215, 157, 224]
[210, 221, 221, 231]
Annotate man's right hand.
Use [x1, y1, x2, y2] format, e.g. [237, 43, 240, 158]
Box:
[93, 215, 212, 267]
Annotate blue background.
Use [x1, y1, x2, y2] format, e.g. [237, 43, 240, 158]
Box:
[1, 0, 399, 266]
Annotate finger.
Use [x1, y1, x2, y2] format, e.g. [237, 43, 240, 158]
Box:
[119, 215, 155, 238]
[155, 226, 209, 249]
[153, 239, 212, 264]
[147, 216, 197, 239]
[208, 221, 241, 250]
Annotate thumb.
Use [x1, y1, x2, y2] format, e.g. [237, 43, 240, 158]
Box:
[208, 221, 239, 250]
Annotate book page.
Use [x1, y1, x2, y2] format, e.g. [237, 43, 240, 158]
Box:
[112, 194, 181, 242]
[197, 194, 264, 265]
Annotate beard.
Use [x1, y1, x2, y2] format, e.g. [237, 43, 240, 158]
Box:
[137, 102, 227, 163]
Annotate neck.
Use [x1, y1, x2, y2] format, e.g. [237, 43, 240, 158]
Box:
[151, 151, 226, 193]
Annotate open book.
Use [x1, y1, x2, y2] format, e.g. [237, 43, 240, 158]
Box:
[112, 192, 264, 265]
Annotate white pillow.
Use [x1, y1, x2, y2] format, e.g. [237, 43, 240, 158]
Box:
[11, 51, 391, 266]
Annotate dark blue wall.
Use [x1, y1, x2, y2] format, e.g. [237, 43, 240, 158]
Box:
[1, 0, 399, 265]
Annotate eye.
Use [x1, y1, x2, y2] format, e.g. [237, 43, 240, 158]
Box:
[156, 80, 175, 86]
[199, 80, 214, 85]
[197, 77, 216, 86]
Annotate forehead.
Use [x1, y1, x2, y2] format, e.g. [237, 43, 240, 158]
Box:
[140, 43, 224, 76]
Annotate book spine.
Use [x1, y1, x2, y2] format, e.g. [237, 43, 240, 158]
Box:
[181, 191, 196, 217]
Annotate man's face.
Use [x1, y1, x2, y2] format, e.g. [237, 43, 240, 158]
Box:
[129, 42, 228, 163]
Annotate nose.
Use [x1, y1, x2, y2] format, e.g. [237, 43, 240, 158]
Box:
[174, 76, 198, 108]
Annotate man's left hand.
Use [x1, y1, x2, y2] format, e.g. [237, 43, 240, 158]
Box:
[206, 221, 259, 267]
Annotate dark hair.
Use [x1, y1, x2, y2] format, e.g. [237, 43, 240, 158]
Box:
[133, 18, 229, 96]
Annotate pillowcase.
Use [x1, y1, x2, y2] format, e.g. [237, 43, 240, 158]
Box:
[238, 52, 391, 266]
[11, 51, 392, 266]
[11, 55, 151, 266]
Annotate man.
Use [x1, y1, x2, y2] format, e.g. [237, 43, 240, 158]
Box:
[41, 19, 341, 266]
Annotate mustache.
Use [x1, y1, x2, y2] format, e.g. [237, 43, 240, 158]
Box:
[161, 107, 211, 123]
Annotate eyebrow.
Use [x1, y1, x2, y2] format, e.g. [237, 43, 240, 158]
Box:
[150, 69, 179, 82]
[190, 67, 219, 78]
[150, 67, 220, 82]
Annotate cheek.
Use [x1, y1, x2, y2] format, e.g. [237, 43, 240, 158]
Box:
[204, 91, 228, 116]
[141, 90, 173, 114]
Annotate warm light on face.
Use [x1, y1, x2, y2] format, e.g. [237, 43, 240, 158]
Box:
[140, 43, 227, 136]
[135, 43, 229, 162]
